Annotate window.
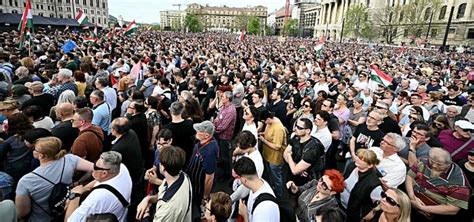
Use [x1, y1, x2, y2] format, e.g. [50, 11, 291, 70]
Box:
[66, 7, 71, 12]
[90, 0, 93, 7]
[439, 5, 447, 19]
[84, 9, 87, 13]
[59, 14, 63, 18]
[102, 2, 105, 8]
[424, 7, 431, 20]
[467, 29, 474, 39]
[58, 6, 62, 11]
[67, 14, 71, 18]
[50, 13, 54, 17]
[9, 0, 11, 6]
[0, 0, 2, 5]
[91, 10, 94, 14]
[457, 3, 466, 19]
[38, 12, 44, 16]
[431, 29, 438, 38]
[96, 0, 99, 8]
[66, 0, 70, 3]
[12, 9, 17, 13]
[92, 17, 95, 23]
[0, 9, 3, 13]
[98, 17, 101, 24]
[14, 0, 17, 6]
[40, 5, 43, 9]
[83, 0, 86, 4]
[36, 4, 38, 9]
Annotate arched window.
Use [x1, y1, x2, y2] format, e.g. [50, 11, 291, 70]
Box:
[439, 5, 447, 19]
[424, 7, 431, 20]
[457, 3, 466, 19]
[366, 0, 370, 7]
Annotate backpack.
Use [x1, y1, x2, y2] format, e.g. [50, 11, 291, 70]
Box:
[251, 193, 295, 222]
[31, 158, 69, 221]
[163, 89, 178, 102]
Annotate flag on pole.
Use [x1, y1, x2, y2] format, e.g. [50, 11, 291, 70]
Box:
[124, 20, 138, 35]
[239, 30, 246, 42]
[63, 25, 69, 32]
[416, 38, 423, 48]
[314, 43, 324, 54]
[369, 65, 393, 87]
[75, 9, 88, 25]
[83, 37, 97, 45]
[92, 24, 98, 38]
[18, 0, 33, 49]
[118, 15, 124, 28]
[61, 39, 78, 53]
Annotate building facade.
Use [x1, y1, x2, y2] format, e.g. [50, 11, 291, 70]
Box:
[185, 3, 267, 33]
[0, 0, 109, 27]
[160, 10, 185, 31]
[294, 0, 319, 37]
[314, 0, 474, 46]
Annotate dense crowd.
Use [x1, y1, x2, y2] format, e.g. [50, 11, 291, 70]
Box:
[0, 28, 472, 222]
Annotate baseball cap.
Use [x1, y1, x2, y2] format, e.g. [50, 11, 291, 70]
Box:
[455, 120, 474, 131]
[193, 121, 215, 135]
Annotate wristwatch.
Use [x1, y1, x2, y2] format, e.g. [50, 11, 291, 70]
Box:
[409, 149, 416, 153]
[68, 192, 82, 200]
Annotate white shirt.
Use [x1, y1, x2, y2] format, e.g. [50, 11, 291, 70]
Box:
[33, 116, 55, 131]
[151, 85, 164, 97]
[369, 147, 407, 188]
[311, 126, 332, 152]
[102, 86, 117, 110]
[248, 180, 280, 222]
[68, 164, 133, 222]
[313, 82, 329, 95]
[231, 149, 264, 202]
[242, 122, 259, 148]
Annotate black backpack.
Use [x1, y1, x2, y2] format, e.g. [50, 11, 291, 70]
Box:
[32, 158, 69, 221]
[251, 193, 295, 222]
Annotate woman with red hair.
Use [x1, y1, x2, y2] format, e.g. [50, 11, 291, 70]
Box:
[286, 169, 345, 222]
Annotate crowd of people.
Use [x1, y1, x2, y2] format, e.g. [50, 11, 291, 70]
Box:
[0, 28, 472, 222]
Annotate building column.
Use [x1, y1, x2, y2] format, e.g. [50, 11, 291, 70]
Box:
[331, 2, 337, 25]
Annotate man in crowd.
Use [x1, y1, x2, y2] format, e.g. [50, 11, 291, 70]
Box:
[95, 77, 117, 113]
[320, 99, 341, 169]
[164, 101, 196, 164]
[349, 111, 384, 162]
[71, 107, 104, 163]
[213, 91, 236, 181]
[311, 110, 333, 152]
[267, 89, 287, 124]
[22, 81, 55, 116]
[52, 102, 79, 151]
[374, 100, 402, 135]
[399, 124, 432, 167]
[55, 68, 77, 98]
[90, 90, 111, 135]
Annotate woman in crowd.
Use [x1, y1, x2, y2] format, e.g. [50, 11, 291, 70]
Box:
[292, 99, 316, 127]
[345, 87, 359, 109]
[144, 96, 161, 148]
[369, 188, 411, 222]
[0, 113, 34, 182]
[286, 169, 345, 222]
[183, 98, 204, 123]
[347, 97, 367, 134]
[15, 137, 93, 221]
[423, 91, 442, 118]
[430, 114, 451, 138]
[341, 149, 382, 222]
[333, 94, 350, 136]
[74, 70, 87, 97]
[242, 107, 259, 145]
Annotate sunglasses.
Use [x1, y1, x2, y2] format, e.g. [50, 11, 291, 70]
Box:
[380, 191, 400, 207]
[409, 115, 417, 120]
[318, 178, 331, 191]
[295, 125, 307, 130]
[460, 128, 474, 133]
[434, 122, 445, 128]
[94, 161, 111, 171]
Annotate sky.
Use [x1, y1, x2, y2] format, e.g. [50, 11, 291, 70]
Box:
[108, 0, 285, 24]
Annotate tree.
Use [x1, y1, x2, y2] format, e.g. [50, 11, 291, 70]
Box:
[372, 4, 404, 44]
[184, 13, 203, 33]
[403, 0, 442, 38]
[281, 19, 298, 37]
[247, 16, 261, 35]
[235, 14, 250, 31]
[343, 4, 373, 40]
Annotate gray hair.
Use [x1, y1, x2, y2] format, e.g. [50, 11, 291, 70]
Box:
[58, 68, 73, 79]
[91, 90, 105, 101]
[428, 147, 452, 165]
[224, 91, 233, 101]
[15, 66, 29, 78]
[180, 90, 193, 101]
[170, 101, 184, 116]
[57, 90, 76, 104]
[100, 151, 122, 174]
[386, 133, 406, 151]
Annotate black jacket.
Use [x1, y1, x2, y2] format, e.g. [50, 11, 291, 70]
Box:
[111, 130, 144, 184]
[346, 168, 382, 222]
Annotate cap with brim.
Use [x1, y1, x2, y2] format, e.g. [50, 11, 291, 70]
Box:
[455, 120, 474, 130]
[193, 120, 215, 135]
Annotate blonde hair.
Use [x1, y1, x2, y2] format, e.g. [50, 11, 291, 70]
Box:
[394, 189, 411, 222]
[34, 136, 66, 160]
[356, 149, 380, 166]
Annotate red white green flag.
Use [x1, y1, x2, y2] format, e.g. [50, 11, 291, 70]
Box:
[76, 9, 88, 25]
[92, 24, 98, 38]
[370, 65, 393, 87]
[18, 0, 33, 49]
[83, 37, 97, 45]
[124, 20, 138, 35]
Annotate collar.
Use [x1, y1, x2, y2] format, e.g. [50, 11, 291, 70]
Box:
[161, 173, 185, 202]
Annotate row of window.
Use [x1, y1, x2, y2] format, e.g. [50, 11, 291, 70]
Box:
[189, 9, 266, 16]
[0, 0, 106, 9]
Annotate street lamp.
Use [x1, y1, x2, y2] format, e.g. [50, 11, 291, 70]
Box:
[441, 5, 455, 52]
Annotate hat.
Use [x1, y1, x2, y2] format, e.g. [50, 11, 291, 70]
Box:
[25, 81, 44, 91]
[455, 120, 474, 131]
[193, 121, 215, 135]
[0, 100, 18, 110]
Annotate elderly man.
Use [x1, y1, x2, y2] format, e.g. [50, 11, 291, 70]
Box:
[65, 151, 133, 221]
[349, 111, 384, 161]
[405, 148, 471, 221]
[369, 133, 407, 188]
[459, 94, 474, 122]
[95, 77, 117, 112]
[399, 124, 432, 167]
[22, 81, 55, 116]
[90, 90, 111, 135]
[185, 120, 219, 221]
[13, 66, 32, 85]
[438, 120, 474, 163]
[55, 68, 77, 99]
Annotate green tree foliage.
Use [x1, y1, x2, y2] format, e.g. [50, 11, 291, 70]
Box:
[235, 14, 250, 30]
[282, 18, 298, 37]
[372, 4, 404, 44]
[403, 0, 442, 38]
[184, 13, 203, 33]
[343, 4, 374, 40]
[247, 16, 261, 35]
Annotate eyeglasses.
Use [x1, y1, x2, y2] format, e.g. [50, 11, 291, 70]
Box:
[459, 127, 474, 133]
[368, 115, 379, 121]
[94, 161, 111, 171]
[318, 178, 331, 191]
[33, 147, 42, 154]
[295, 125, 306, 130]
[380, 191, 400, 207]
[381, 139, 397, 148]
[128, 106, 136, 109]
[409, 115, 417, 120]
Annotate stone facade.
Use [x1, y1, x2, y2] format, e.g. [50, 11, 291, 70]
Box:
[0, 0, 109, 27]
[160, 10, 185, 31]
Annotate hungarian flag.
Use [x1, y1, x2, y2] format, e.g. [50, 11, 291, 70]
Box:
[370, 65, 393, 87]
[92, 24, 98, 38]
[239, 29, 246, 42]
[398, 46, 406, 57]
[416, 38, 423, 48]
[124, 20, 137, 35]
[18, 0, 33, 49]
[83, 37, 97, 45]
[314, 43, 324, 54]
[63, 25, 69, 32]
[319, 35, 326, 44]
[76, 9, 88, 25]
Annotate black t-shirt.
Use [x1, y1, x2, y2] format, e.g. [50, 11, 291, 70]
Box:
[21, 93, 56, 116]
[378, 116, 402, 135]
[328, 114, 340, 133]
[290, 136, 325, 185]
[352, 123, 384, 151]
[51, 120, 79, 151]
[442, 95, 465, 106]
[165, 119, 196, 164]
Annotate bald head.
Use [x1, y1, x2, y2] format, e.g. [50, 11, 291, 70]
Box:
[111, 117, 130, 135]
[56, 102, 74, 120]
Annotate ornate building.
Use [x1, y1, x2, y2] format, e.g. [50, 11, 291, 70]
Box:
[293, 0, 320, 37]
[0, 0, 109, 27]
[160, 10, 185, 31]
[185, 3, 267, 32]
[314, 0, 474, 46]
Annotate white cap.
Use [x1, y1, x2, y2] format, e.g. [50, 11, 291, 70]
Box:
[455, 120, 474, 131]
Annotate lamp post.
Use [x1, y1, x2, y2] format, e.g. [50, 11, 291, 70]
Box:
[441, 5, 455, 52]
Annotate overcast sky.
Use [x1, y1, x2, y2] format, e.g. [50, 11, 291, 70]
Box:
[108, 0, 285, 24]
